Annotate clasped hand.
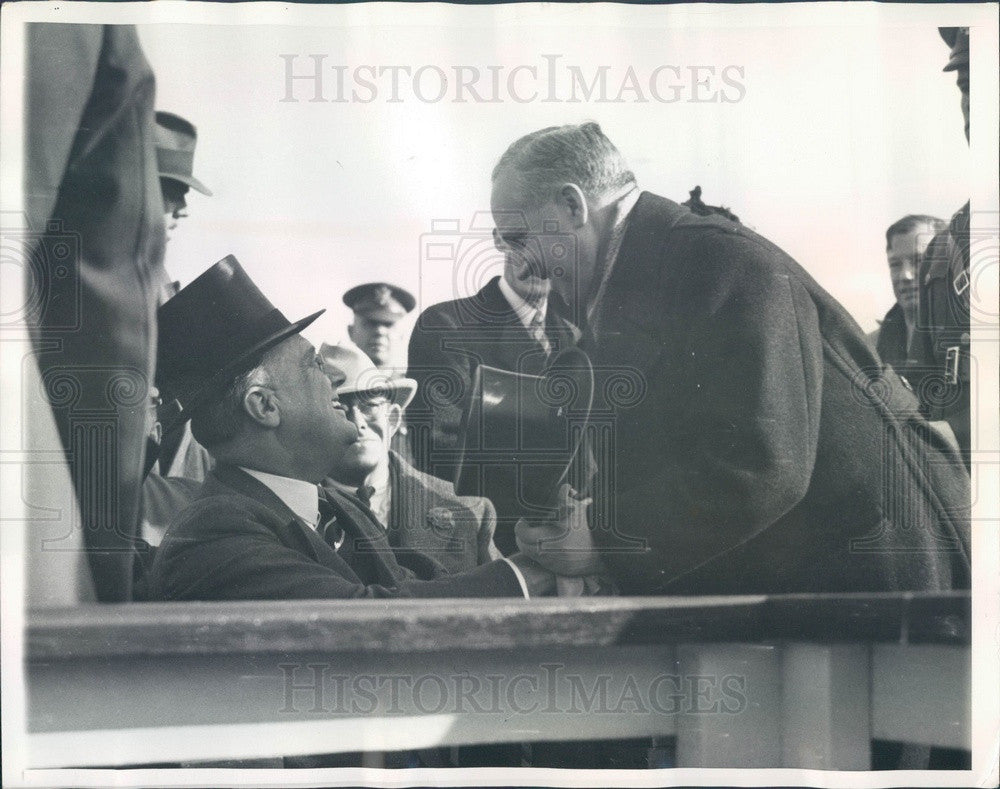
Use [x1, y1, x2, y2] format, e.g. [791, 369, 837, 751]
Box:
[514, 484, 602, 576]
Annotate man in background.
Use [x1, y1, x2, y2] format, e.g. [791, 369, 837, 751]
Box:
[406, 253, 578, 482]
[320, 343, 502, 574]
[344, 282, 416, 461]
[870, 214, 946, 385]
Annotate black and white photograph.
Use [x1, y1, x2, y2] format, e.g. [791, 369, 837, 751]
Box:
[0, 1, 997, 787]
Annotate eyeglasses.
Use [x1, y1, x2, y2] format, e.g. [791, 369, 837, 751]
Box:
[340, 395, 390, 419]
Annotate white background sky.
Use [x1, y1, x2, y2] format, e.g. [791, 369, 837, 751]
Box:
[137, 5, 974, 363]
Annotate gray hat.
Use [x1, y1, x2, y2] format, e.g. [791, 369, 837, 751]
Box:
[155, 111, 212, 196]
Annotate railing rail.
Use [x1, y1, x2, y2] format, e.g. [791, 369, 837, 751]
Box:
[25, 592, 971, 769]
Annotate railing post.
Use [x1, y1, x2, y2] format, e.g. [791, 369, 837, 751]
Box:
[675, 643, 782, 767]
[780, 643, 871, 769]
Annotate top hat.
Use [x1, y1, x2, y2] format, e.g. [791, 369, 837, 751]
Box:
[343, 282, 416, 323]
[318, 342, 417, 409]
[156, 255, 323, 421]
[453, 347, 593, 551]
[155, 111, 212, 196]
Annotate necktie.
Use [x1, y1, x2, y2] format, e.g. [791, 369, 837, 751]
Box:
[355, 484, 376, 508]
[316, 487, 343, 548]
[529, 309, 552, 356]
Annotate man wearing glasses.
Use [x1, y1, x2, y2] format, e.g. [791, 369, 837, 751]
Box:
[319, 343, 502, 574]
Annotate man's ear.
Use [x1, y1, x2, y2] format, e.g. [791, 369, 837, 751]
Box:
[347, 323, 357, 344]
[386, 403, 403, 439]
[558, 183, 589, 228]
[243, 385, 280, 428]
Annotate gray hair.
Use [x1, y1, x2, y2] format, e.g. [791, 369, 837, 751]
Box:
[492, 122, 636, 206]
[189, 362, 271, 449]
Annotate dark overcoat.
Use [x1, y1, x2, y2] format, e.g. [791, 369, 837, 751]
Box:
[406, 275, 577, 480]
[148, 465, 522, 600]
[584, 193, 971, 595]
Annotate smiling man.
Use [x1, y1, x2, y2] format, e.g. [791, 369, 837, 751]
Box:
[148, 256, 588, 601]
[490, 122, 971, 595]
[320, 343, 502, 573]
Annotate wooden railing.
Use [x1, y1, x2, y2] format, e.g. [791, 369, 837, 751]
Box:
[25, 591, 970, 770]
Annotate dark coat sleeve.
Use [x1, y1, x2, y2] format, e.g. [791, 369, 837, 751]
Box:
[600, 229, 823, 585]
[26, 25, 166, 602]
[406, 303, 473, 475]
[150, 497, 522, 601]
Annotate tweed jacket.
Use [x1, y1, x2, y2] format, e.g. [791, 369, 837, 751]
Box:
[386, 450, 502, 573]
[148, 464, 522, 600]
[583, 192, 971, 595]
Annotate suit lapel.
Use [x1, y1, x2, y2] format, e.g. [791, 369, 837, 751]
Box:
[210, 465, 341, 567]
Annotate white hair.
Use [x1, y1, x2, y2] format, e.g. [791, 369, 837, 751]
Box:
[492, 122, 636, 206]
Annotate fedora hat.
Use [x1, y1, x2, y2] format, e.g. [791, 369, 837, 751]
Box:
[318, 343, 417, 409]
[155, 111, 212, 196]
[454, 347, 593, 550]
[156, 255, 323, 421]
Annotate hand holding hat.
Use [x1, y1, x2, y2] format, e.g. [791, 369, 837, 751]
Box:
[514, 484, 603, 577]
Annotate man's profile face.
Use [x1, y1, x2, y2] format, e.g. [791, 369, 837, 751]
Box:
[161, 179, 189, 241]
[887, 225, 934, 316]
[326, 391, 397, 485]
[348, 316, 395, 368]
[491, 168, 579, 306]
[264, 335, 357, 465]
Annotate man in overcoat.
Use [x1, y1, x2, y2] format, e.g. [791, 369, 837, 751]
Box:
[491, 123, 971, 595]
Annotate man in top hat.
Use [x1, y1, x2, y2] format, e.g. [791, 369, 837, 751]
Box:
[319, 343, 502, 574]
[148, 256, 595, 601]
[908, 28, 972, 468]
[490, 122, 970, 596]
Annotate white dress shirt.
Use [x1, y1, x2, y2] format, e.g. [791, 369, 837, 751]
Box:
[498, 275, 548, 332]
[241, 467, 320, 528]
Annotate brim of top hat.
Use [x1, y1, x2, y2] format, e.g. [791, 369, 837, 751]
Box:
[162, 308, 324, 424]
[160, 172, 213, 197]
[453, 346, 594, 505]
[338, 377, 418, 410]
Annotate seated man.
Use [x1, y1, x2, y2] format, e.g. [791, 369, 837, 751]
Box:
[319, 343, 502, 574]
[148, 256, 592, 601]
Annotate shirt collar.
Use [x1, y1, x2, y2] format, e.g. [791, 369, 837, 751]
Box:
[327, 459, 391, 526]
[240, 467, 320, 528]
[498, 275, 547, 331]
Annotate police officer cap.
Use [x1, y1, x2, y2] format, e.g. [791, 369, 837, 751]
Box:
[939, 27, 969, 72]
[343, 282, 416, 323]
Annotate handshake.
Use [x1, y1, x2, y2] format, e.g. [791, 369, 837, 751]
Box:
[507, 484, 606, 595]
